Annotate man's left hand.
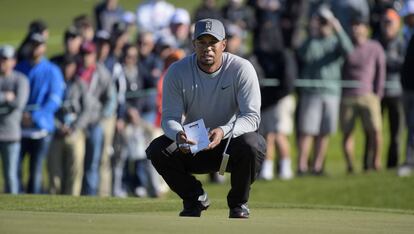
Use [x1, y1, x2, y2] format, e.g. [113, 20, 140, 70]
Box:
[207, 128, 224, 150]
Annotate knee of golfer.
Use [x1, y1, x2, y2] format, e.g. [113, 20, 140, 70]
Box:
[233, 132, 261, 157]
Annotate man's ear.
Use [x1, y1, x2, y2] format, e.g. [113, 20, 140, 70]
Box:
[221, 39, 227, 51]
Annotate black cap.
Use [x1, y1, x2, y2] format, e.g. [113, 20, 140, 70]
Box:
[64, 26, 80, 41]
[350, 13, 369, 25]
[29, 19, 48, 34]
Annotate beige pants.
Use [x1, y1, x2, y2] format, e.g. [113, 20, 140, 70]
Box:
[99, 116, 116, 197]
[48, 130, 85, 196]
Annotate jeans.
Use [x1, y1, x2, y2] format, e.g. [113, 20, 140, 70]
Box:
[0, 141, 20, 194]
[82, 123, 104, 195]
[19, 135, 53, 194]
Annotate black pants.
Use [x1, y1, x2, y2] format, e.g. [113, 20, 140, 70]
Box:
[381, 96, 405, 168]
[146, 132, 265, 209]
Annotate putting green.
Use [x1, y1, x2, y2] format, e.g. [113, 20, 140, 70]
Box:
[1, 208, 413, 234]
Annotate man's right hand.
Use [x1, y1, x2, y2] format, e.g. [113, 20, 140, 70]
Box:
[176, 131, 195, 154]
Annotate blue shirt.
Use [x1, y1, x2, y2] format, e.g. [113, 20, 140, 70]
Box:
[15, 57, 65, 133]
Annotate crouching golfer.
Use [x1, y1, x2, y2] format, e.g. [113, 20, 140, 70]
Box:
[146, 18, 265, 218]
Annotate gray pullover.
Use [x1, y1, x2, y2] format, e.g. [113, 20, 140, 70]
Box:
[0, 71, 29, 141]
[161, 52, 261, 140]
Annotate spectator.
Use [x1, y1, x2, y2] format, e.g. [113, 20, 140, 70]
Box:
[16, 19, 49, 62]
[369, 0, 403, 39]
[77, 41, 115, 195]
[135, 0, 175, 39]
[0, 45, 29, 194]
[331, 0, 371, 35]
[400, 0, 414, 47]
[51, 26, 83, 67]
[73, 15, 95, 42]
[221, 0, 256, 32]
[169, 8, 192, 55]
[251, 0, 285, 62]
[194, 0, 223, 22]
[94, 0, 124, 32]
[296, 6, 354, 175]
[95, 28, 127, 197]
[398, 32, 414, 176]
[280, 0, 308, 49]
[341, 15, 386, 172]
[47, 55, 90, 196]
[136, 32, 163, 124]
[375, 8, 405, 169]
[15, 33, 65, 194]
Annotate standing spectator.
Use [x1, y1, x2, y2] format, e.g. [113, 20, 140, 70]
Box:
[77, 41, 115, 195]
[169, 8, 192, 55]
[400, 0, 414, 47]
[51, 26, 83, 67]
[94, 0, 124, 32]
[194, 0, 223, 22]
[280, 0, 308, 49]
[136, 32, 163, 124]
[296, 7, 354, 175]
[73, 15, 95, 42]
[221, 0, 256, 32]
[375, 9, 405, 169]
[0, 45, 29, 194]
[331, 0, 371, 35]
[135, 0, 175, 39]
[398, 32, 414, 176]
[341, 15, 386, 172]
[15, 33, 65, 194]
[47, 55, 90, 196]
[95, 28, 127, 197]
[251, 0, 285, 63]
[16, 20, 49, 62]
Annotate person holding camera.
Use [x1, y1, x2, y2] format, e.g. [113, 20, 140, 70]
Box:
[296, 6, 354, 175]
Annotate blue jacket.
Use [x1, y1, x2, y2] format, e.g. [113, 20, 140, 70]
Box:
[15, 57, 65, 132]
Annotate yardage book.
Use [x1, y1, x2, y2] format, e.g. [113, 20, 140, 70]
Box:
[183, 119, 210, 154]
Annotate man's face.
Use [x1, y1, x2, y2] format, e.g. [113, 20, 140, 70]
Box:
[0, 57, 16, 75]
[193, 34, 226, 67]
[32, 43, 46, 60]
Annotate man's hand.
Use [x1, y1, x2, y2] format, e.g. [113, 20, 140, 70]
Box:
[4, 91, 15, 102]
[22, 112, 33, 128]
[176, 131, 196, 154]
[206, 128, 224, 150]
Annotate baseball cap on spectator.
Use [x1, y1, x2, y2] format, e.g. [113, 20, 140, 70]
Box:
[226, 23, 243, 38]
[384, 8, 401, 24]
[80, 41, 96, 54]
[171, 8, 190, 25]
[400, 0, 414, 17]
[0, 45, 15, 59]
[193, 18, 226, 41]
[29, 19, 48, 34]
[64, 26, 81, 41]
[29, 33, 46, 45]
[156, 34, 177, 49]
[350, 13, 369, 25]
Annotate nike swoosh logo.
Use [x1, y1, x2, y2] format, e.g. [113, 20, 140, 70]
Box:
[221, 85, 230, 90]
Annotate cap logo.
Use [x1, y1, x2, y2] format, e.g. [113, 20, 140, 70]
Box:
[205, 20, 212, 32]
